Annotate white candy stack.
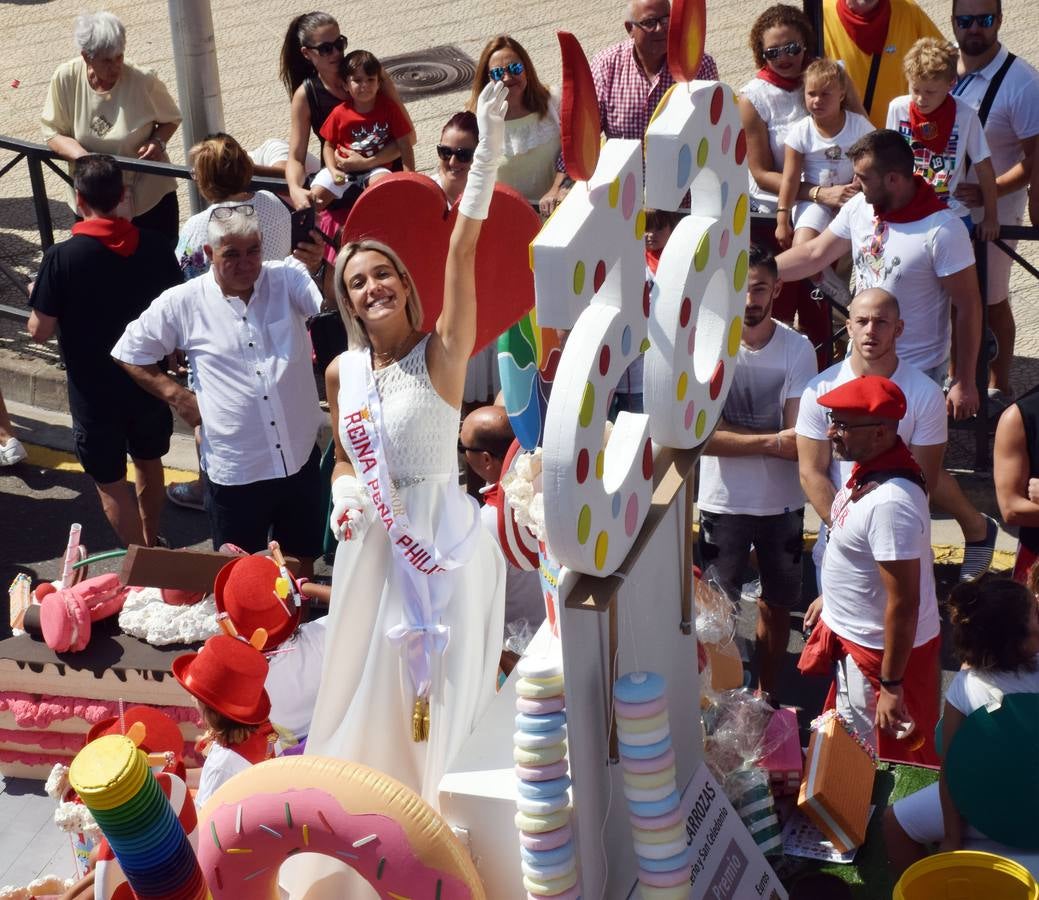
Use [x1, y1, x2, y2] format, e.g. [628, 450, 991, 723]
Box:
[614, 671, 690, 900]
[513, 655, 580, 900]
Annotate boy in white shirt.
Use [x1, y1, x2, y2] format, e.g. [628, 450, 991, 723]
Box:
[887, 37, 998, 236]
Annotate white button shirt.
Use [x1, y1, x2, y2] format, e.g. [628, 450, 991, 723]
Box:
[113, 259, 325, 486]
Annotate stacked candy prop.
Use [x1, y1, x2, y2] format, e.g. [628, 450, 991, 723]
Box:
[513, 655, 580, 900]
[68, 732, 207, 900]
[614, 672, 690, 900]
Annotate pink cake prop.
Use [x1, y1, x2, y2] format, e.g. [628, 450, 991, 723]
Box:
[757, 706, 802, 797]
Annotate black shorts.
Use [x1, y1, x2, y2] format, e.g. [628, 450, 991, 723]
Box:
[205, 445, 324, 558]
[698, 509, 805, 610]
[72, 401, 173, 484]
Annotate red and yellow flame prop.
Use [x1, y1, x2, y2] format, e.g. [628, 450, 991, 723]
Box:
[667, 0, 707, 82]
[558, 31, 601, 182]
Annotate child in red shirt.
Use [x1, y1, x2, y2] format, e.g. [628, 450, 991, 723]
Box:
[311, 50, 415, 208]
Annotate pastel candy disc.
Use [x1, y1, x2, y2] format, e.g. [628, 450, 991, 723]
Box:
[639, 845, 692, 872]
[517, 775, 572, 800]
[628, 789, 681, 818]
[639, 883, 694, 899]
[515, 792, 570, 815]
[516, 676, 565, 699]
[629, 804, 684, 830]
[523, 869, 578, 896]
[521, 857, 576, 881]
[623, 765, 677, 790]
[624, 748, 676, 774]
[631, 822, 687, 845]
[519, 823, 572, 851]
[514, 742, 567, 766]
[515, 808, 571, 834]
[527, 890, 580, 900]
[639, 866, 690, 888]
[614, 671, 665, 704]
[515, 760, 569, 782]
[514, 727, 567, 750]
[615, 694, 668, 719]
[619, 736, 672, 759]
[616, 710, 669, 734]
[517, 655, 564, 680]
[623, 781, 677, 803]
[616, 724, 671, 746]
[516, 696, 565, 715]
[520, 839, 575, 867]
[516, 711, 567, 732]
[634, 836, 690, 860]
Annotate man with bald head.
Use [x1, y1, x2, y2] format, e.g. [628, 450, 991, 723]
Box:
[460, 406, 544, 644]
[797, 288, 997, 582]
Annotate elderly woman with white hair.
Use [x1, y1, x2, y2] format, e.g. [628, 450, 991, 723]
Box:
[41, 11, 182, 240]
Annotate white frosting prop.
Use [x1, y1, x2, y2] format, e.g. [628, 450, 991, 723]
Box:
[534, 139, 654, 575]
[118, 587, 220, 645]
[338, 350, 480, 702]
[643, 82, 748, 448]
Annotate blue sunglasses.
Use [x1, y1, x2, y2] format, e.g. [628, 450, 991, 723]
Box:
[489, 61, 524, 81]
[954, 13, 996, 28]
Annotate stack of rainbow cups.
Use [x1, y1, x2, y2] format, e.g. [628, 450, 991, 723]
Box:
[513, 655, 580, 900]
[614, 671, 690, 900]
[69, 733, 207, 900]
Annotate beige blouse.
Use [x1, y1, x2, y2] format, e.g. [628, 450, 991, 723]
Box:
[41, 57, 182, 216]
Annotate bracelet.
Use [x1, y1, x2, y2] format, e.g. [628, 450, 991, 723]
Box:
[879, 677, 904, 689]
[810, 186, 821, 203]
[775, 206, 790, 213]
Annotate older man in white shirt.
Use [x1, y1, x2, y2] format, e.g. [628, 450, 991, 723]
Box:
[113, 203, 328, 569]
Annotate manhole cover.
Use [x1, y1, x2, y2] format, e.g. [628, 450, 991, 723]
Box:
[382, 44, 476, 99]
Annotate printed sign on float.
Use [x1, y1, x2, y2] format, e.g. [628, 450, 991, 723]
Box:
[680, 764, 788, 900]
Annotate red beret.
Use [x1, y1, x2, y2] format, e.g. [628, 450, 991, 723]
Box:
[817, 375, 907, 421]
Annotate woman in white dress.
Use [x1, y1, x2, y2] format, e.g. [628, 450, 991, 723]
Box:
[283, 82, 508, 899]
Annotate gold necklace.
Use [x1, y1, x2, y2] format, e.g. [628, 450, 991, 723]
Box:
[371, 329, 416, 369]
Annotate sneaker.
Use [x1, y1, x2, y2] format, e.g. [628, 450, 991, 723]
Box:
[166, 481, 206, 511]
[0, 437, 27, 466]
[960, 513, 999, 582]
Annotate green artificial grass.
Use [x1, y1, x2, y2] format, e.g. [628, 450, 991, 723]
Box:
[778, 763, 940, 899]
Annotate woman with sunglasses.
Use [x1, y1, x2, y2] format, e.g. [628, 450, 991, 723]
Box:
[280, 87, 509, 896]
[468, 35, 567, 216]
[279, 11, 413, 212]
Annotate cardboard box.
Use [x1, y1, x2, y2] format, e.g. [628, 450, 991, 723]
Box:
[704, 640, 744, 692]
[758, 707, 802, 797]
[796, 712, 875, 853]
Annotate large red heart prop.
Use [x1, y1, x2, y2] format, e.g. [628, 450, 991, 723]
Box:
[342, 173, 541, 355]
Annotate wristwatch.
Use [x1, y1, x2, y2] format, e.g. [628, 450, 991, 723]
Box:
[879, 677, 904, 689]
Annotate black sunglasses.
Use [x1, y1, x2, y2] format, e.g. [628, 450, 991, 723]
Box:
[954, 13, 996, 28]
[437, 145, 475, 163]
[630, 14, 670, 31]
[458, 440, 491, 455]
[763, 41, 805, 60]
[825, 412, 883, 433]
[304, 34, 347, 56]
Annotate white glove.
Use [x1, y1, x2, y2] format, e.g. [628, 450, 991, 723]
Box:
[330, 475, 373, 542]
[458, 81, 509, 221]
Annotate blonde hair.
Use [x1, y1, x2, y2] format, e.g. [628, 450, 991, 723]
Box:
[903, 37, 958, 84]
[803, 58, 847, 103]
[199, 702, 256, 748]
[190, 133, 254, 203]
[333, 240, 424, 349]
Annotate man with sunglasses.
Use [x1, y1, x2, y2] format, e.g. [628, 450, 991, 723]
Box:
[113, 201, 331, 572]
[799, 375, 941, 764]
[590, 0, 718, 145]
[951, 0, 1039, 405]
[823, 0, 943, 127]
[27, 154, 183, 548]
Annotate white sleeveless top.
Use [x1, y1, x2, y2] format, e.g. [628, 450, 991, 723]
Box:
[364, 335, 460, 484]
[740, 76, 807, 213]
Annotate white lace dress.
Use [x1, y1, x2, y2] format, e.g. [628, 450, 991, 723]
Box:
[498, 90, 562, 204]
[283, 336, 506, 898]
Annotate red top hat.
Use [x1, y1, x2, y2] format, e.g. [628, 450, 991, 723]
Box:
[86, 705, 185, 760]
[172, 634, 271, 725]
[214, 555, 301, 651]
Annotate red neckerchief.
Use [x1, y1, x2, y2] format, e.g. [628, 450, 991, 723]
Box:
[908, 94, 956, 155]
[847, 437, 925, 498]
[645, 247, 662, 275]
[876, 176, 946, 224]
[755, 66, 802, 92]
[71, 217, 139, 257]
[482, 482, 502, 509]
[835, 0, 892, 55]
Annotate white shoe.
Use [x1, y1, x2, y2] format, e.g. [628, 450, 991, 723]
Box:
[0, 437, 27, 466]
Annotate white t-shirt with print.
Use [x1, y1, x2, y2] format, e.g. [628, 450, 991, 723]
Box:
[829, 195, 974, 370]
[885, 95, 990, 219]
[821, 478, 939, 649]
[266, 617, 327, 744]
[954, 45, 1039, 224]
[698, 321, 817, 516]
[785, 110, 875, 188]
[945, 655, 1039, 716]
[796, 358, 947, 487]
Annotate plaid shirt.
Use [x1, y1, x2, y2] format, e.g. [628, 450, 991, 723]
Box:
[592, 39, 718, 140]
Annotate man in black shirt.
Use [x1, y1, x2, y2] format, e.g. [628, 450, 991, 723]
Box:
[28, 154, 183, 546]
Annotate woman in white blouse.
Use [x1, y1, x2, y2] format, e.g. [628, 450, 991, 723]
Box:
[468, 36, 567, 216]
[41, 12, 182, 242]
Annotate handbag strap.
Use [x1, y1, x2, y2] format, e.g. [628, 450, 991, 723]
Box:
[862, 52, 884, 115]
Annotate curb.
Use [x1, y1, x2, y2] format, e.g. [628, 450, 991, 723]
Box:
[0, 348, 69, 414]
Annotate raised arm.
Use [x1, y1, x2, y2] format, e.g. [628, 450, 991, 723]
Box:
[775, 229, 850, 281]
[427, 81, 508, 407]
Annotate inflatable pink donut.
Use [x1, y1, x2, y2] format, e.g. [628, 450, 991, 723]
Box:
[197, 755, 484, 899]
